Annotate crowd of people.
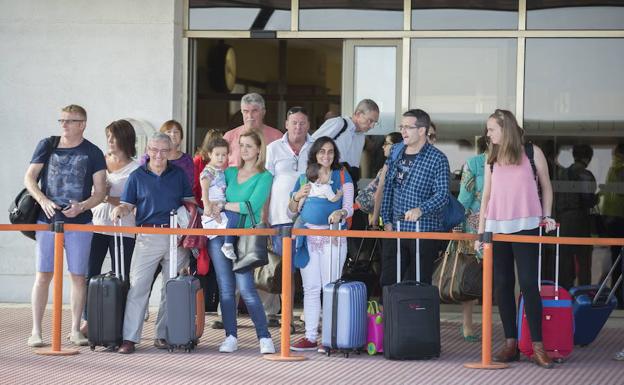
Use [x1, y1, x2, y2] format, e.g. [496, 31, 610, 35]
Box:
[24, 96, 624, 363]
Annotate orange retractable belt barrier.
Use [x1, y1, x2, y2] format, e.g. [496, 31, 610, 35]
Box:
[2, 222, 622, 366]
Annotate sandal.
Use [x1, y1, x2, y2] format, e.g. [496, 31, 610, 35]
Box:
[614, 350, 624, 361]
[461, 326, 479, 343]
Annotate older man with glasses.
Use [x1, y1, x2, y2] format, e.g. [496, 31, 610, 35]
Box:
[311, 98, 379, 188]
[111, 132, 195, 354]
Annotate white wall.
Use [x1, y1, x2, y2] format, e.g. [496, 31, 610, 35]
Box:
[0, 0, 184, 303]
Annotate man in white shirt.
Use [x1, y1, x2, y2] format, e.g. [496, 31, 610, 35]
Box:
[264, 106, 313, 332]
[311, 99, 379, 186]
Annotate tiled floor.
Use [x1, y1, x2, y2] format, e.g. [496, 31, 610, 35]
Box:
[2, 304, 623, 385]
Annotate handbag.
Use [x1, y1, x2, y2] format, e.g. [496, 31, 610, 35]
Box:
[433, 239, 482, 303]
[253, 240, 282, 294]
[232, 201, 268, 273]
[8, 136, 61, 240]
[178, 202, 207, 249]
[441, 194, 466, 231]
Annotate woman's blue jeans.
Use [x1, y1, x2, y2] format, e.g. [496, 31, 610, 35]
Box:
[207, 236, 270, 339]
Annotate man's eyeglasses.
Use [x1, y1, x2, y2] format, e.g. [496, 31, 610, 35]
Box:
[398, 125, 425, 131]
[287, 106, 308, 117]
[147, 147, 170, 156]
[58, 119, 85, 125]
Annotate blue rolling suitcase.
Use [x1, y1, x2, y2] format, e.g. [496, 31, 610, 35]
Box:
[570, 251, 622, 346]
[383, 221, 441, 360]
[322, 222, 368, 357]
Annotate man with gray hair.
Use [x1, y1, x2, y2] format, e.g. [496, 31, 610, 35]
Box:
[224, 92, 282, 167]
[311, 98, 380, 185]
[111, 132, 195, 354]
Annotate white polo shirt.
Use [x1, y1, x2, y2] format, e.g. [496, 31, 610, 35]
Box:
[265, 133, 314, 226]
[311, 116, 366, 168]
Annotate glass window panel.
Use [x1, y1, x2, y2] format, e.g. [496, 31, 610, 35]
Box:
[188, 1, 290, 30]
[411, 1, 517, 30]
[524, 39, 624, 137]
[354, 46, 397, 136]
[527, 1, 624, 30]
[299, 0, 403, 31]
[410, 39, 516, 140]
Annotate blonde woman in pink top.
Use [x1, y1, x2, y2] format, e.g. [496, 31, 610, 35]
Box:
[475, 109, 556, 369]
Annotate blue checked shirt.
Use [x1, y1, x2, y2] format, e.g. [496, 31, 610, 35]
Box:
[381, 142, 450, 232]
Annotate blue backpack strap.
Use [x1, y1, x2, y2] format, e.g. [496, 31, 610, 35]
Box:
[388, 142, 405, 164]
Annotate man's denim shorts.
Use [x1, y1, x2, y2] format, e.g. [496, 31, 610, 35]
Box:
[35, 221, 93, 275]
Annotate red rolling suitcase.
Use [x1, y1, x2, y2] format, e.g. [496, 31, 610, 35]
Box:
[518, 225, 574, 362]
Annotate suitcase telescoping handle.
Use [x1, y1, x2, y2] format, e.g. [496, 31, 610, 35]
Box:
[395, 219, 420, 284]
[328, 220, 343, 282]
[169, 210, 178, 279]
[593, 250, 623, 305]
[113, 218, 126, 281]
[538, 222, 561, 298]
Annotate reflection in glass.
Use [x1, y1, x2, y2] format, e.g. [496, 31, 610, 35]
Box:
[410, 39, 516, 140]
[299, 0, 403, 31]
[354, 46, 397, 136]
[527, 0, 624, 30]
[524, 39, 624, 137]
[188, 1, 290, 30]
[411, 0, 517, 30]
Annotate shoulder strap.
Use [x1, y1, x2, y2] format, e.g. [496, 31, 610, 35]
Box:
[38, 136, 61, 183]
[388, 142, 405, 163]
[332, 118, 349, 141]
[524, 142, 537, 179]
[244, 201, 257, 228]
[339, 167, 345, 186]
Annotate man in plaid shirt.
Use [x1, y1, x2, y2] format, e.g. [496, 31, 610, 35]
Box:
[380, 109, 450, 288]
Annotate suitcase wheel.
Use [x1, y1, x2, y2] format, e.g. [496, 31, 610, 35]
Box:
[343, 351, 349, 358]
[89, 345, 95, 351]
[168, 347, 174, 353]
[553, 357, 564, 364]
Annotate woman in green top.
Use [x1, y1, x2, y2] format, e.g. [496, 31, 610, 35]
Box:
[206, 130, 275, 355]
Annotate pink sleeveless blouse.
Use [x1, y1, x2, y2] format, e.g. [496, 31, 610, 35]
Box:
[485, 153, 542, 234]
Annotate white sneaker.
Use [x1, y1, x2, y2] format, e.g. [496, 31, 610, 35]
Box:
[219, 335, 238, 353]
[260, 337, 275, 354]
[221, 243, 237, 261]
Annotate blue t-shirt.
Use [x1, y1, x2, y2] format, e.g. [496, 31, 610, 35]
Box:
[30, 138, 106, 224]
[121, 162, 193, 225]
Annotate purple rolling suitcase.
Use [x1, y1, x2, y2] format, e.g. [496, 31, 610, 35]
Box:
[87, 222, 128, 351]
[322, 222, 368, 357]
[570, 251, 622, 346]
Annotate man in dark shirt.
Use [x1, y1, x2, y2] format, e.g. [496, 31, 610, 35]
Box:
[380, 109, 450, 289]
[112, 132, 195, 354]
[25, 104, 106, 347]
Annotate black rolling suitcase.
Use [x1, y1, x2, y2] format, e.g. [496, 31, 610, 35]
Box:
[383, 221, 441, 360]
[87, 222, 129, 351]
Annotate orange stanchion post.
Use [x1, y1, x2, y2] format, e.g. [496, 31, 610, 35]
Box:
[465, 232, 506, 369]
[265, 232, 305, 362]
[36, 221, 78, 356]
